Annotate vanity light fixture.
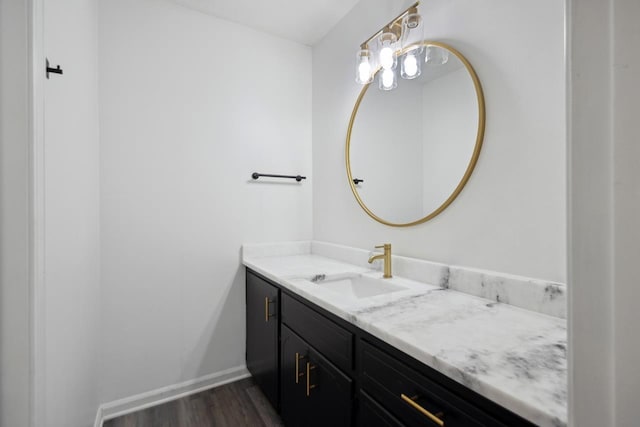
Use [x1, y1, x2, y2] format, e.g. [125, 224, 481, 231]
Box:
[400, 12, 424, 79]
[378, 30, 398, 70]
[401, 51, 420, 79]
[355, 49, 374, 84]
[356, 1, 431, 90]
[379, 68, 397, 91]
[425, 45, 449, 65]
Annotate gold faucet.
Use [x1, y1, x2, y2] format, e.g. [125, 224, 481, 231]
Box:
[368, 243, 392, 278]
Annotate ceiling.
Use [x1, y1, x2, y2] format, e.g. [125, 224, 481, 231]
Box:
[172, 0, 361, 46]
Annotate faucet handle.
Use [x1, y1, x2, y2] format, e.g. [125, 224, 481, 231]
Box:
[375, 243, 391, 250]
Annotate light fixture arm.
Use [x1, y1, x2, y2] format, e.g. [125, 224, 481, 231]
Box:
[359, 1, 420, 49]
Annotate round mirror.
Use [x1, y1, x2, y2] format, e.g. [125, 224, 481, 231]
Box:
[346, 42, 485, 226]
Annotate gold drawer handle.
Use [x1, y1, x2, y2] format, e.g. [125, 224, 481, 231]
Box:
[306, 362, 316, 397]
[400, 394, 445, 426]
[295, 352, 305, 384]
[264, 297, 273, 322]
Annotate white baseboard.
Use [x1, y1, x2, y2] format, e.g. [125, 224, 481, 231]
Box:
[94, 365, 250, 426]
[93, 406, 103, 427]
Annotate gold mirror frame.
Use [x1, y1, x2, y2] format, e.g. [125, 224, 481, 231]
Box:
[346, 41, 486, 227]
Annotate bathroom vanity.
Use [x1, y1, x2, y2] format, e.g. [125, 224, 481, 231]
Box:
[243, 242, 567, 427]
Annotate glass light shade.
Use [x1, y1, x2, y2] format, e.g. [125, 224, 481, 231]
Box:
[355, 49, 374, 84]
[401, 13, 424, 53]
[378, 32, 398, 70]
[401, 51, 421, 79]
[425, 46, 450, 65]
[378, 68, 397, 91]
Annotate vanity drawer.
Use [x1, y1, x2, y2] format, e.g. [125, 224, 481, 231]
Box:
[359, 390, 405, 427]
[281, 293, 354, 373]
[361, 340, 507, 427]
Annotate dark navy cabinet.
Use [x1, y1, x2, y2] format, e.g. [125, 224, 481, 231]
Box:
[246, 270, 280, 410]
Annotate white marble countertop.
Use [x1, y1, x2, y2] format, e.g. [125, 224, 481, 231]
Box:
[243, 250, 567, 427]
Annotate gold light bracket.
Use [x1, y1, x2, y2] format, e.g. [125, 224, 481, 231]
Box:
[360, 1, 420, 49]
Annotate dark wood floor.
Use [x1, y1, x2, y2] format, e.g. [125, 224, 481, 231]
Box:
[103, 377, 283, 427]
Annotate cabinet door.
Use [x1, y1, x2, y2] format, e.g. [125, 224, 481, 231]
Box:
[281, 325, 353, 427]
[246, 271, 279, 410]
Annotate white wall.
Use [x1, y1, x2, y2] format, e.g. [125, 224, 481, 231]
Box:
[43, 0, 101, 425]
[98, 0, 312, 403]
[569, 0, 640, 425]
[313, 0, 566, 283]
[0, 1, 33, 425]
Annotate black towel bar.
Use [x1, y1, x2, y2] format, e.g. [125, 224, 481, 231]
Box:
[251, 173, 306, 182]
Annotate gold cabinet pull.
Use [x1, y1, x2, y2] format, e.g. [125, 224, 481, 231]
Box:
[400, 394, 445, 426]
[264, 297, 273, 322]
[306, 362, 316, 397]
[295, 352, 305, 384]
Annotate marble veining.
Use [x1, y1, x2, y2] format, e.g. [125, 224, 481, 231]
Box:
[447, 266, 566, 318]
[349, 290, 567, 426]
[242, 242, 567, 427]
[311, 241, 566, 318]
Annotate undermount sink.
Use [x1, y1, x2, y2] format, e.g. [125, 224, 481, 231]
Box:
[314, 274, 407, 299]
